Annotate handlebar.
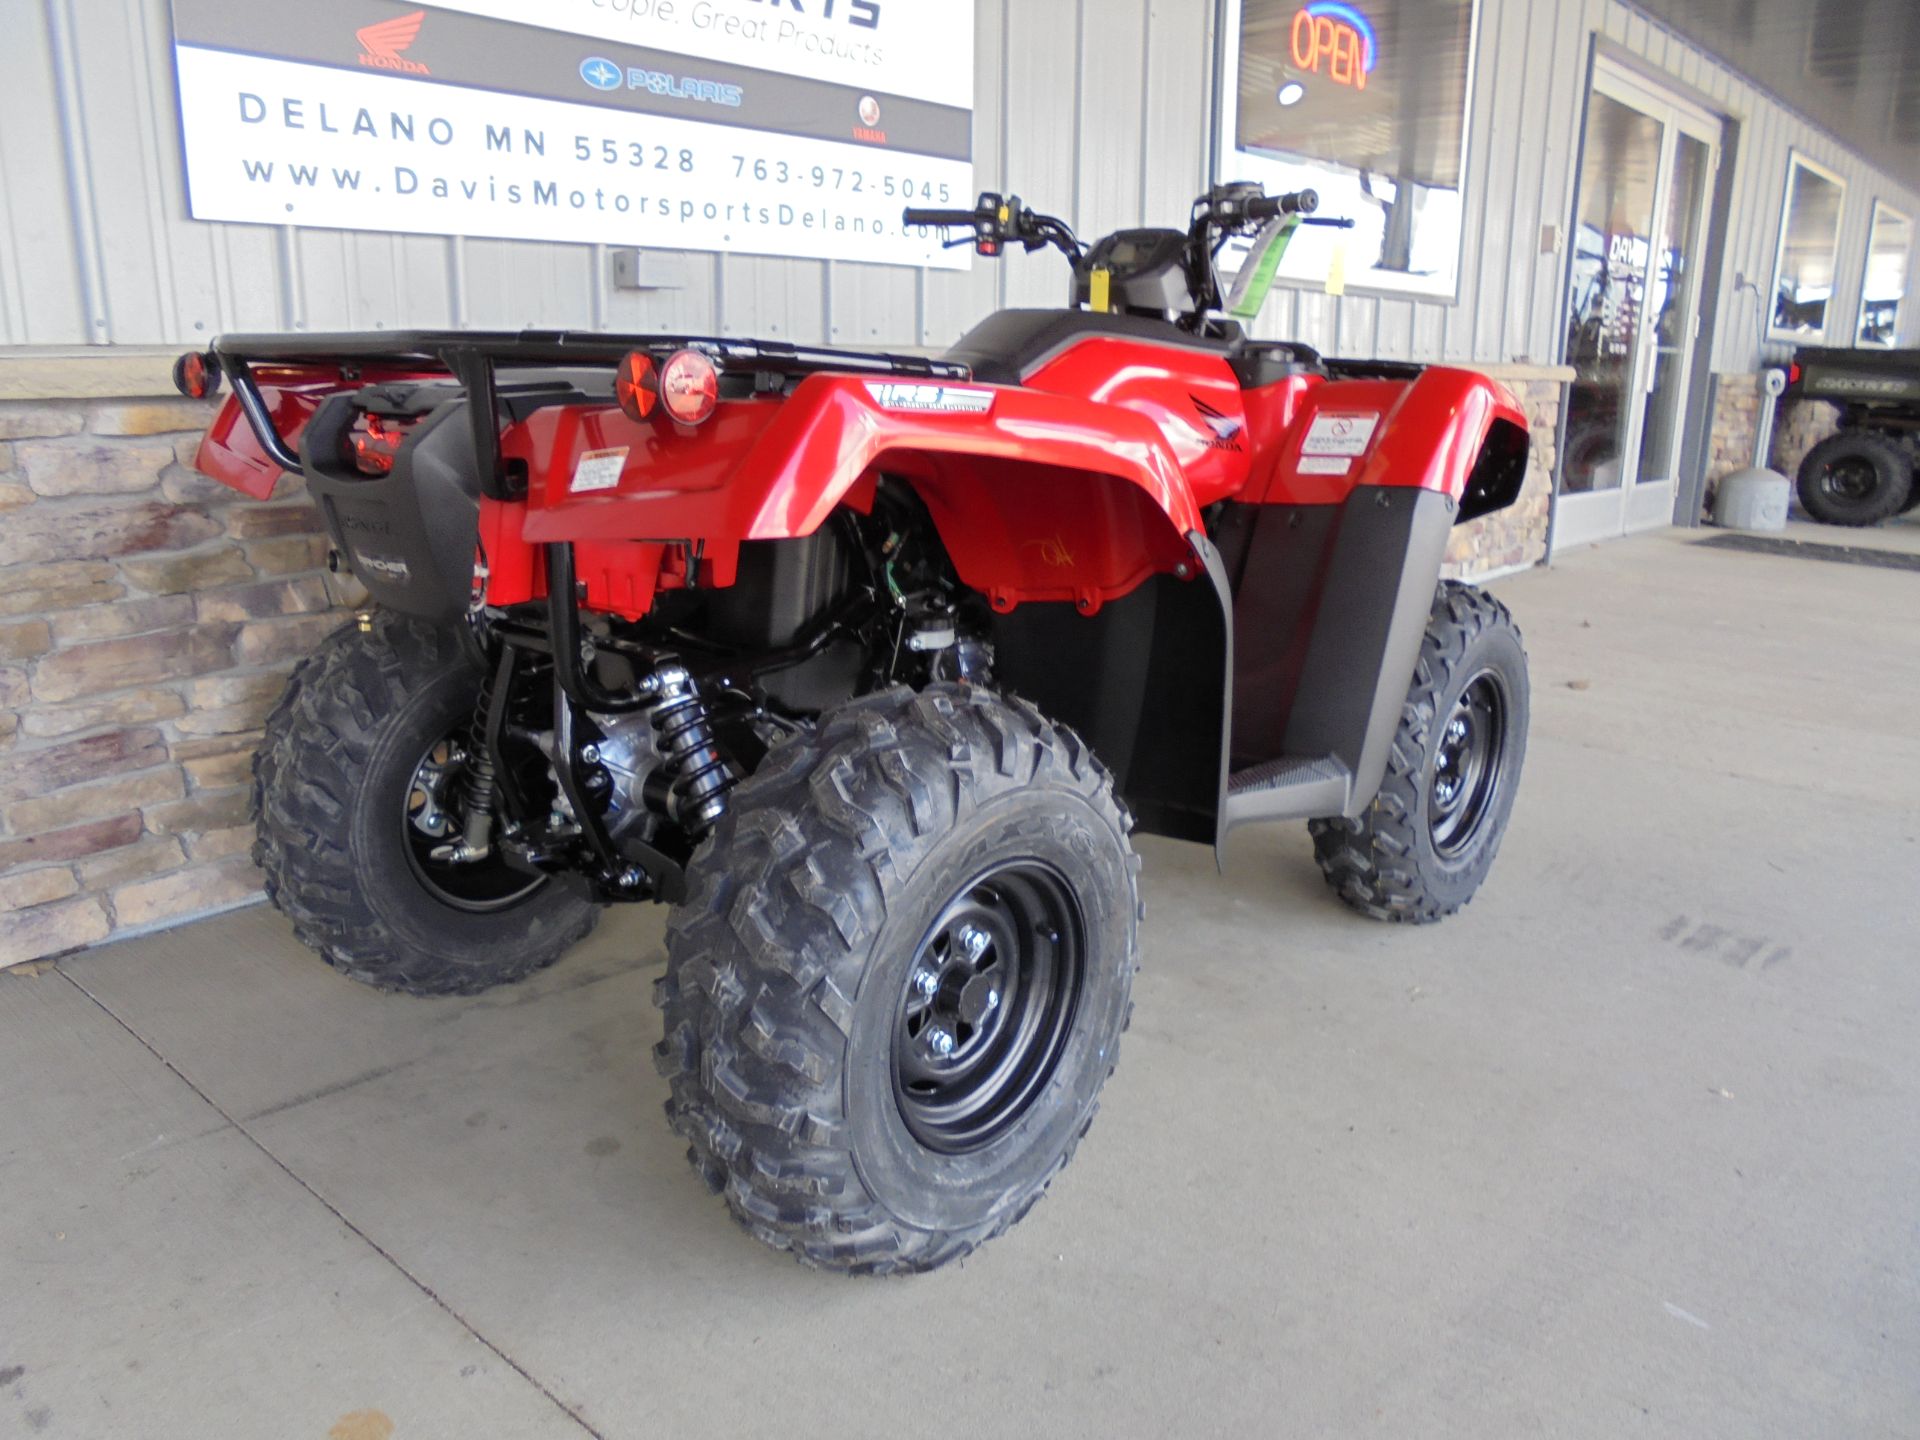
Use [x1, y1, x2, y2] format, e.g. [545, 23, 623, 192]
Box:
[901, 205, 983, 228]
[1245, 189, 1318, 221]
[903, 193, 1082, 261]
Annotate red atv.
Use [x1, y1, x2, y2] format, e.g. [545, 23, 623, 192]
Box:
[176, 183, 1531, 1273]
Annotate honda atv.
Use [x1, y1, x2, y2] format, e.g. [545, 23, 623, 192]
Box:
[174, 183, 1532, 1274]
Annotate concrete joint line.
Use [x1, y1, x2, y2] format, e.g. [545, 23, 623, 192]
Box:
[54, 965, 608, 1440]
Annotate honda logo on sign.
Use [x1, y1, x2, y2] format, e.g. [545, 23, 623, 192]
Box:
[357, 10, 429, 75]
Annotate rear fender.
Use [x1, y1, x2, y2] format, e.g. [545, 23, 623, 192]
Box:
[517, 372, 1209, 614]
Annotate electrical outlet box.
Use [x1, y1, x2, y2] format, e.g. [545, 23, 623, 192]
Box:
[611, 250, 686, 291]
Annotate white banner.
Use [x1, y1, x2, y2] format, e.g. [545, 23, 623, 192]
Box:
[169, 0, 974, 269]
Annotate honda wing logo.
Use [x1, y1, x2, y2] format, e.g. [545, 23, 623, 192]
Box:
[357, 10, 429, 75]
[1190, 394, 1244, 451]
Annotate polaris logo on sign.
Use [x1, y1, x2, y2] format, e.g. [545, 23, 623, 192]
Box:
[580, 57, 622, 91]
[865, 383, 994, 414]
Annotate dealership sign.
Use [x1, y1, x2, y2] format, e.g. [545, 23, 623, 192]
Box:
[168, 0, 974, 268]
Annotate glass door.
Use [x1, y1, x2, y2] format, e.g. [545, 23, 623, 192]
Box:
[1555, 63, 1720, 552]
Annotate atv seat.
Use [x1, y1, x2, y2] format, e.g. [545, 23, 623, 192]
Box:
[945, 309, 1322, 389]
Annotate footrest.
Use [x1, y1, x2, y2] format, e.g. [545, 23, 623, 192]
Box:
[1223, 753, 1352, 826]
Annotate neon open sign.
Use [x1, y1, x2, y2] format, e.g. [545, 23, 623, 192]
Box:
[1289, 2, 1378, 91]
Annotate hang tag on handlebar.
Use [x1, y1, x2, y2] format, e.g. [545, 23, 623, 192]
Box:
[1088, 266, 1112, 313]
[1225, 215, 1299, 321]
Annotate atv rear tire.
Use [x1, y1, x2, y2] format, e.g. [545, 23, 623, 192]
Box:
[1310, 582, 1529, 924]
[253, 611, 599, 995]
[1795, 430, 1914, 526]
[656, 684, 1139, 1274]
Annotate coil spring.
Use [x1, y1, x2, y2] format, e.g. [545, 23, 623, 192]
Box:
[435, 659, 499, 860]
[645, 665, 736, 837]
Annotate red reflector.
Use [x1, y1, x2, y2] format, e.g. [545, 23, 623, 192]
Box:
[172, 351, 219, 399]
[345, 411, 417, 475]
[615, 351, 657, 421]
[659, 349, 719, 426]
[1788, 361, 1801, 386]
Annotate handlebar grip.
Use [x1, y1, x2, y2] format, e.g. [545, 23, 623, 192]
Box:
[903, 207, 982, 227]
[1247, 189, 1319, 220]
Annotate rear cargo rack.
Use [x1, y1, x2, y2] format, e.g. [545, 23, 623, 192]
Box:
[204, 329, 972, 498]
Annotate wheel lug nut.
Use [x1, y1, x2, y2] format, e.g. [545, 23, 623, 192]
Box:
[912, 968, 940, 999]
[958, 924, 990, 961]
[926, 1026, 955, 1057]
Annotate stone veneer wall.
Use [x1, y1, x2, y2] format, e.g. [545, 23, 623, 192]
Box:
[1766, 394, 1843, 481]
[1441, 376, 1563, 580]
[0, 394, 365, 967]
[1703, 372, 1763, 515]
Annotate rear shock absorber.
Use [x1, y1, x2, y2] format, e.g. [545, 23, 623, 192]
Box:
[643, 664, 737, 838]
[432, 660, 499, 864]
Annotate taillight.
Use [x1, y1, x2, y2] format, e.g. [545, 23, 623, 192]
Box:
[1788, 361, 1801, 387]
[172, 350, 220, 399]
[616, 351, 658, 421]
[345, 411, 418, 475]
[659, 349, 720, 426]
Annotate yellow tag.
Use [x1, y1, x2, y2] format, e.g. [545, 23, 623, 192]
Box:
[1089, 266, 1111, 312]
[998, 203, 1011, 223]
[1325, 236, 1348, 297]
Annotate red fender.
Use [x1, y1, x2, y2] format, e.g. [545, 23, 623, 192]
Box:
[515, 374, 1208, 614]
[1255, 367, 1528, 507]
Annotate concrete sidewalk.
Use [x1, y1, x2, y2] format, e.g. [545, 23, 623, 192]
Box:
[4, 526, 1917, 1440]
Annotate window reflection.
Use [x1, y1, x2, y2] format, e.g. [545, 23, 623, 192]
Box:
[1562, 95, 1662, 495]
[1857, 201, 1912, 347]
[1770, 155, 1846, 339]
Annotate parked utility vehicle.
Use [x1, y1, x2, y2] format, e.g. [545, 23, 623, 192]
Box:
[176, 184, 1533, 1273]
[1786, 347, 1920, 524]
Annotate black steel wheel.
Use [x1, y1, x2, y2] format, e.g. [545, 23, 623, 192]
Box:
[254, 611, 599, 995]
[1311, 582, 1530, 923]
[1795, 430, 1913, 526]
[1428, 671, 1510, 859]
[893, 861, 1084, 1154]
[656, 684, 1139, 1274]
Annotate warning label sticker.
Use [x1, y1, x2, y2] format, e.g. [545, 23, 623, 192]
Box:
[1297, 455, 1352, 475]
[570, 447, 628, 494]
[1302, 412, 1380, 457]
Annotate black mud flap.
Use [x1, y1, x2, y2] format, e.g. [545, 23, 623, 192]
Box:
[1216, 485, 1456, 851]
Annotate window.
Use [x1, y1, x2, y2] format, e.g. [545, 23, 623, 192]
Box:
[1767, 152, 1847, 341]
[1215, 0, 1478, 300]
[1856, 200, 1912, 347]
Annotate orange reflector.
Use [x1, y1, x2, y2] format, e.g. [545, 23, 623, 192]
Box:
[172, 350, 219, 399]
[659, 349, 720, 426]
[615, 350, 657, 421]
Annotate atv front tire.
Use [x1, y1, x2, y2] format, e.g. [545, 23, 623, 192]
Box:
[1795, 430, 1914, 526]
[1310, 582, 1529, 923]
[656, 684, 1139, 1274]
[253, 612, 600, 995]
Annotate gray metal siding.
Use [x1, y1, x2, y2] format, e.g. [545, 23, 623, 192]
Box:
[4, 0, 1917, 369]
